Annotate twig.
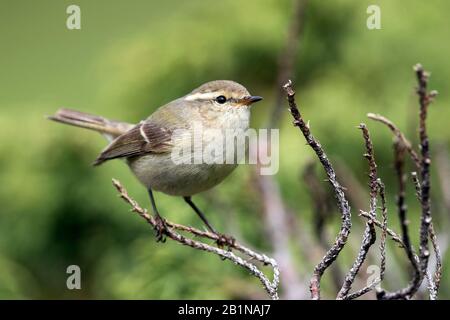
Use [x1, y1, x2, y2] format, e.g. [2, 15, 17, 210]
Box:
[366, 115, 441, 299]
[428, 224, 442, 296]
[338, 222, 376, 299]
[367, 113, 420, 169]
[380, 142, 421, 299]
[283, 80, 352, 299]
[303, 161, 344, 291]
[394, 142, 419, 277]
[359, 209, 437, 299]
[412, 172, 442, 299]
[359, 211, 403, 247]
[376, 64, 438, 300]
[337, 124, 378, 299]
[345, 179, 389, 301]
[112, 179, 280, 300]
[366, 111, 441, 294]
[365, 114, 426, 298]
[416, 63, 434, 293]
[377, 179, 388, 283]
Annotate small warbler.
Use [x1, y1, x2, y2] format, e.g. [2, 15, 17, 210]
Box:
[49, 80, 262, 244]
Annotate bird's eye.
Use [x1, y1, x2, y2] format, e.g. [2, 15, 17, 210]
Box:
[215, 95, 227, 104]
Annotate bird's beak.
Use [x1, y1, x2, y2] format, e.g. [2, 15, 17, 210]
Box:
[241, 95, 263, 106]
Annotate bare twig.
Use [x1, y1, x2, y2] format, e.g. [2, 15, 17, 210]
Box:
[344, 282, 377, 300]
[428, 224, 442, 295]
[416, 63, 434, 293]
[283, 80, 352, 299]
[394, 143, 420, 280]
[365, 113, 426, 297]
[425, 224, 440, 300]
[377, 180, 388, 283]
[376, 64, 438, 300]
[345, 179, 389, 300]
[380, 142, 421, 300]
[112, 179, 280, 300]
[338, 222, 376, 299]
[359, 211, 403, 247]
[361, 208, 438, 300]
[337, 124, 378, 299]
[412, 172, 442, 298]
[367, 113, 421, 169]
[360, 210, 437, 299]
[365, 119, 441, 299]
[303, 161, 344, 291]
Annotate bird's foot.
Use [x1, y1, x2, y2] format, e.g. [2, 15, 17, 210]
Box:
[215, 233, 236, 250]
[154, 215, 169, 243]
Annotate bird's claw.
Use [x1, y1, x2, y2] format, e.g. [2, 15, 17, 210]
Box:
[215, 233, 236, 250]
[154, 215, 169, 243]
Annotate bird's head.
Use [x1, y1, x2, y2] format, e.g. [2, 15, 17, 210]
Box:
[184, 80, 263, 109]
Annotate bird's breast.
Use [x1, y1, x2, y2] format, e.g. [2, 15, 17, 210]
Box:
[128, 108, 251, 196]
[128, 154, 238, 196]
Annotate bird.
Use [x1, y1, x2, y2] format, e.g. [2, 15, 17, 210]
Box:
[48, 80, 263, 244]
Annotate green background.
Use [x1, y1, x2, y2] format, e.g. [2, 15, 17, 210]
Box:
[1, 0, 449, 299]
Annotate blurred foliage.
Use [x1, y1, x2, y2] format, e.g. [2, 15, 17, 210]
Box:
[1, 0, 450, 299]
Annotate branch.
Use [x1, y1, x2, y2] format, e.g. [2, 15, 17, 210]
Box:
[412, 172, 442, 299]
[345, 179, 388, 300]
[283, 80, 352, 299]
[112, 179, 280, 300]
[416, 63, 434, 281]
[377, 180, 388, 284]
[337, 124, 379, 299]
[302, 161, 345, 291]
[372, 64, 439, 300]
[359, 210, 434, 300]
[364, 116, 424, 297]
[359, 211, 403, 247]
[378, 142, 421, 299]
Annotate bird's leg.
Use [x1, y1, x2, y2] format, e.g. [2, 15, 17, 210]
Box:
[148, 188, 169, 242]
[183, 196, 235, 248]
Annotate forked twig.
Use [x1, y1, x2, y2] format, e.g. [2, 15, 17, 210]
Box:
[412, 172, 442, 298]
[283, 80, 352, 300]
[344, 179, 388, 300]
[369, 64, 440, 300]
[337, 124, 380, 300]
[112, 179, 280, 300]
[284, 64, 440, 300]
[359, 211, 402, 247]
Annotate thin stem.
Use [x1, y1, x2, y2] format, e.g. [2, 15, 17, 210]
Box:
[283, 80, 352, 300]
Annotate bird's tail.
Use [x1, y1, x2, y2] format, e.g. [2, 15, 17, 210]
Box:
[48, 108, 133, 140]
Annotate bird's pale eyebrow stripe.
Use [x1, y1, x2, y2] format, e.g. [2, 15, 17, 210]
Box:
[139, 122, 150, 144]
[184, 92, 218, 101]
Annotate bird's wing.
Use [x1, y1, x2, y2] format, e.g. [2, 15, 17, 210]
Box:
[93, 120, 174, 165]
